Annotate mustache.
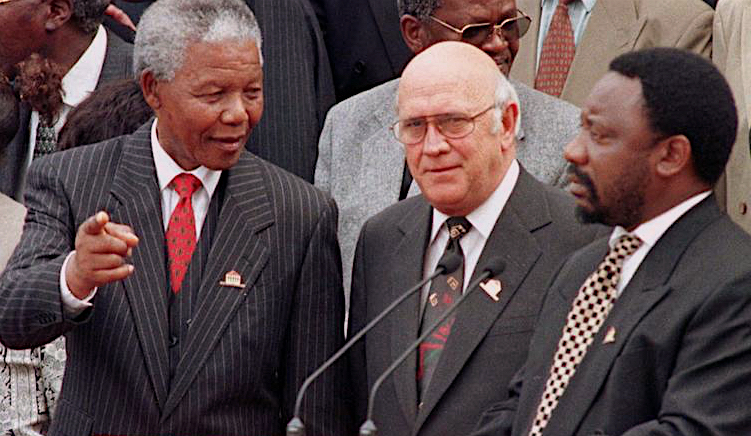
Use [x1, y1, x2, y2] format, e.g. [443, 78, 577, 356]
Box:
[567, 165, 597, 195]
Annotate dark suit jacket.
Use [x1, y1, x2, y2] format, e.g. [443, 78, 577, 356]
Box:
[473, 195, 751, 436]
[0, 30, 133, 202]
[348, 168, 604, 436]
[309, 0, 412, 101]
[0, 123, 351, 436]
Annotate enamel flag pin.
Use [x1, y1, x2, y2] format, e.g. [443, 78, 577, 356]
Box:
[603, 326, 616, 344]
[480, 278, 502, 301]
[219, 270, 246, 289]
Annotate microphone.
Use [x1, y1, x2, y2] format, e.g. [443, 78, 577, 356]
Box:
[285, 252, 463, 436]
[359, 257, 507, 436]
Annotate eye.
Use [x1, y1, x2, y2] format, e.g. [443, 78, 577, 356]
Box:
[439, 115, 471, 135]
[462, 24, 492, 43]
[402, 118, 426, 130]
[243, 88, 262, 100]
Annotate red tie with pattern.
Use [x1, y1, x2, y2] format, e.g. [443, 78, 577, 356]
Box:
[166, 173, 202, 294]
[535, 0, 576, 97]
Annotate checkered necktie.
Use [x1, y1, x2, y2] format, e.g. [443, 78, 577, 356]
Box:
[166, 173, 202, 294]
[33, 121, 57, 160]
[535, 0, 576, 97]
[528, 234, 642, 436]
[417, 216, 472, 400]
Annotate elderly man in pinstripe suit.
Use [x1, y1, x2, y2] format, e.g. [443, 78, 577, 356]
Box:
[0, 1, 351, 435]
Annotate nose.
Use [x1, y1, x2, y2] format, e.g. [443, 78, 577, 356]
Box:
[422, 122, 450, 156]
[220, 93, 249, 125]
[564, 131, 587, 165]
[480, 28, 509, 54]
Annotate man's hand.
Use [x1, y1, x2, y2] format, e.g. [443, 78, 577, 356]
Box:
[65, 211, 139, 300]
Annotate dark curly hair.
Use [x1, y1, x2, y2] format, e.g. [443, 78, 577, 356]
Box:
[15, 54, 65, 127]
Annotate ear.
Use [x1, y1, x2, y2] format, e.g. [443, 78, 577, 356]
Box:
[140, 70, 162, 111]
[45, 0, 73, 32]
[498, 102, 518, 151]
[400, 14, 429, 54]
[654, 134, 692, 178]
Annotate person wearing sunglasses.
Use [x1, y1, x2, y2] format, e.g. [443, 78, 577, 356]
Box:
[315, 0, 582, 315]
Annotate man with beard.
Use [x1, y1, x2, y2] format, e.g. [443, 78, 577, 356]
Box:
[472, 47, 751, 436]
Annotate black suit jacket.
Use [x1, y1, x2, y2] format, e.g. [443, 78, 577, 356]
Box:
[348, 168, 604, 436]
[0, 123, 351, 436]
[310, 0, 412, 101]
[0, 30, 133, 202]
[474, 195, 751, 436]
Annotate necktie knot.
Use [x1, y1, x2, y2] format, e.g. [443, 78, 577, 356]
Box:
[612, 234, 643, 260]
[558, 0, 575, 7]
[170, 173, 202, 200]
[446, 217, 472, 240]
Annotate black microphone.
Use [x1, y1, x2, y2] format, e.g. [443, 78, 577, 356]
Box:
[359, 257, 507, 436]
[285, 252, 463, 436]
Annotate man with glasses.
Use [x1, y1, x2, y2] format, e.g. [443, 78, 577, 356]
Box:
[315, 0, 581, 306]
[347, 41, 603, 436]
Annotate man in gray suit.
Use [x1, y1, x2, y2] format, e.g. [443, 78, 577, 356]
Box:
[348, 42, 602, 436]
[0, 1, 350, 435]
[0, 0, 133, 202]
[315, 0, 580, 299]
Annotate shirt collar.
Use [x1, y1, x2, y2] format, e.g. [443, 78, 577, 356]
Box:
[150, 119, 222, 197]
[430, 159, 520, 242]
[544, 0, 597, 11]
[608, 190, 712, 250]
[61, 25, 107, 108]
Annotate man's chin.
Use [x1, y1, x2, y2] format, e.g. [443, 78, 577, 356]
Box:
[575, 205, 604, 225]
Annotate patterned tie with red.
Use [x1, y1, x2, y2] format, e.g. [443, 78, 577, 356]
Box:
[166, 173, 202, 294]
[535, 0, 576, 97]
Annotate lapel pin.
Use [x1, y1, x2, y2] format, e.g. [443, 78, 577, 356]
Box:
[429, 293, 439, 307]
[480, 278, 502, 301]
[219, 270, 246, 289]
[602, 326, 616, 344]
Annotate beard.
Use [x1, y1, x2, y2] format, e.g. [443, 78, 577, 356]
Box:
[569, 164, 648, 229]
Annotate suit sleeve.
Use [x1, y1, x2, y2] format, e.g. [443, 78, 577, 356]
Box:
[620, 273, 751, 435]
[283, 195, 353, 436]
[347, 219, 371, 424]
[676, 8, 713, 58]
[0, 159, 88, 349]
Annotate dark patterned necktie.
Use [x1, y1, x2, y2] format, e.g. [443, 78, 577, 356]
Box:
[166, 173, 202, 294]
[535, 0, 576, 97]
[528, 234, 643, 436]
[417, 216, 472, 400]
[33, 121, 57, 160]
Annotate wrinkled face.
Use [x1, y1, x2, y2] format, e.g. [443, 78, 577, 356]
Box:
[147, 39, 263, 171]
[0, 0, 47, 76]
[422, 0, 520, 75]
[565, 72, 661, 229]
[399, 78, 507, 216]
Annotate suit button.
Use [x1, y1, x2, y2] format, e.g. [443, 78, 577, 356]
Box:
[418, 401, 424, 410]
[740, 202, 748, 215]
[169, 335, 178, 347]
[353, 60, 366, 75]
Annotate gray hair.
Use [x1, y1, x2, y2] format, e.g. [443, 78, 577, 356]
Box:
[492, 72, 521, 136]
[71, 0, 110, 34]
[134, 0, 263, 81]
[397, 0, 442, 21]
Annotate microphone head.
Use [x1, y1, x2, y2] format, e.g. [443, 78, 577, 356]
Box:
[437, 251, 463, 274]
[483, 257, 507, 276]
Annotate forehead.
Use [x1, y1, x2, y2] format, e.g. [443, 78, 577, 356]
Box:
[173, 39, 261, 82]
[436, 0, 517, 22]
[583, 72, 651, 133]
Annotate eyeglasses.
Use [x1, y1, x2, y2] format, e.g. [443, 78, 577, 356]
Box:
[391, 104, 496, 145]
[429, 10, 532, 45]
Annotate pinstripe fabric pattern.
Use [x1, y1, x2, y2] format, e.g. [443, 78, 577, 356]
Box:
[0, 122, 351, 436]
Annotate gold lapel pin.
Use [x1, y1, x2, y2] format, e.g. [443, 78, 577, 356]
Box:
[602, 326, 616, 344]
[219, 270, 246, 289]
[480, 278, 502, 301]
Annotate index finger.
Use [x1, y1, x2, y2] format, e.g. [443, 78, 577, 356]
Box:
[104, 222, 139, 248]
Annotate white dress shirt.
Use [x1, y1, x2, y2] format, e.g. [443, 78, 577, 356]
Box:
[535, 0, 597, 71]
[420, 160, 520, 309]
[609, 190, 711, 296]
[26, 25, 108, 167]
[60, 119, 222, 313]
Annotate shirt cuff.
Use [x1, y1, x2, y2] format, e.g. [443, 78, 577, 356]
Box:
[60, 251, 97, 316]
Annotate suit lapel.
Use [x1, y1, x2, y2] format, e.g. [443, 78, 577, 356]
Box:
[414, 170, 545, 431]
[389, 199, 433, 426]
[109, 123, 171, 413]
[367, 0, 410, 75]
[509, 0, 541, 86]
[544, 196, 722, 435]
[97, 30, 134, 88]
[161, 154, 273, 420]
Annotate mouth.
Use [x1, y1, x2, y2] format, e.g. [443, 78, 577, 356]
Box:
[211, 135, 246, 152]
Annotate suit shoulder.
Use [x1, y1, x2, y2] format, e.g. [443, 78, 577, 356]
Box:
[513, 80, 579, 119]
[326, 78, 399, 120]
[361, 195, 424, 232]
[637, 0, 713, 21]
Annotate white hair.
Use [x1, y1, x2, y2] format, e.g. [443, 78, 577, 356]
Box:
[134, 0, 263, 81]
[491, 72, 521, 136]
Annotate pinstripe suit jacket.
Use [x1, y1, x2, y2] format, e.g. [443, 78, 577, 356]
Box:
[0, 123, 351, 436]
[0, 29, 133, 202]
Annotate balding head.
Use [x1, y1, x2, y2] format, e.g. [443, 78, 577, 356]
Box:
[395, 41, 520, 216]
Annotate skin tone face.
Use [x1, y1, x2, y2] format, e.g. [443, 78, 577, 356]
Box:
[0, 0, 48, 76]
[419, 0, 520, 76]
[399, 42, 517, 217]
[564, 72, 663, 229]
[142, 39, 264, 171]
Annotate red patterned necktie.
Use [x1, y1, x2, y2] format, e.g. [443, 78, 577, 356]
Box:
[535, 0, 576, 97]
[166, 173, 202, 294]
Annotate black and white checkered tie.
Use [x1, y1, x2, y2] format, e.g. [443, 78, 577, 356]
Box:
[528, 234, 643, 436]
